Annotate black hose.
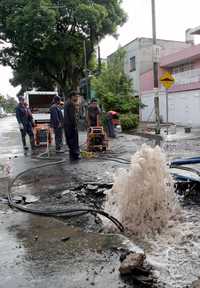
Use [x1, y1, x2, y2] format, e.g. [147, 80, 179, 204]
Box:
[170, 165, 200, 177]
[7, 157, 125, 232]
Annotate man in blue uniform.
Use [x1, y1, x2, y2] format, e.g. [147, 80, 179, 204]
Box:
[64, 91, 80, 161]
[16, 96, 35, 150]
[50, 95, 64, 153]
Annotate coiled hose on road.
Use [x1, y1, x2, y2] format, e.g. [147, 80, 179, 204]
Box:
[7, 153, 125, 232]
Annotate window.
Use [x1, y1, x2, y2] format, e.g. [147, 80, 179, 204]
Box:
[172, 63, 193, 74]
[130, 56, 136, 72]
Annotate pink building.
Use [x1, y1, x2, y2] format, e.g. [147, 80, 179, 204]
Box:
[141, 43, 200, 126]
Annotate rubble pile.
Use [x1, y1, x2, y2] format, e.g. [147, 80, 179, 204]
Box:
[119, 251, 157, 287]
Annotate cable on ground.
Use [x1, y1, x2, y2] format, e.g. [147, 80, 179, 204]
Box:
[7, 154, 125, 232]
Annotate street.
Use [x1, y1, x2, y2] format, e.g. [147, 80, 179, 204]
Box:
[1, 117, 200, 287]
[0, 116, 144, 288]
[2, 1, 200, 287]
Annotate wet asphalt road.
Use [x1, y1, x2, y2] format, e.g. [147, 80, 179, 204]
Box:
[2, 117, 200, 288]
[0, 116, 145, 288]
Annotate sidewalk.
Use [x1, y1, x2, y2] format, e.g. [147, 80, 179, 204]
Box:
[130, 122, 200, 142]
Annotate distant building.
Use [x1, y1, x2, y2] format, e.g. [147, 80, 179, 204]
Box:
[0, 106, 5, 114]
[0, 106, 6, 117]
[141, 37, 200, 126]
[107, 37, 191, 97]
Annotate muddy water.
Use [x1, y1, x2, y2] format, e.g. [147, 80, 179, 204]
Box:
[104, 144, 177, 235]
[9, 144, 200, 287]
[145, 205, 200, 287]
[145, 141, 200, 287]
[105, 144, 200, 287]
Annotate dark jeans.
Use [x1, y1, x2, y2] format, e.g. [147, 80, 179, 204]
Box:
[65, 127, 80, 160]
[54, 127, 63, 150]
[107, 118, 116, 138]
[20, 123, 35, 148]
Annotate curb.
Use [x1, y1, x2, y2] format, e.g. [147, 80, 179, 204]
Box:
[127, 131, 163, 141]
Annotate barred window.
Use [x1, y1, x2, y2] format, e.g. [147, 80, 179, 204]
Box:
[130, 56, 136, 72]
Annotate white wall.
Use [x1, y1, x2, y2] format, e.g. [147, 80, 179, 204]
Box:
[123, 39, 140, 94]
[141, 90, 200, 127]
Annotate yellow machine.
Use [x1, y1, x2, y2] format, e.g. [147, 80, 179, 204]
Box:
[87, 126, 108, 152]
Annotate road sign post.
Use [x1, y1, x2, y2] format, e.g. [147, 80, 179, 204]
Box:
[160, 72, 175, 135]
[166, 89, 169, 135]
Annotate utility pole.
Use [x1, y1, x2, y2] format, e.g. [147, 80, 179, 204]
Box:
[97, 45, 102, 74]
[97, 36, 102, 74]
[83, 40, 90, 100]
[151, 0, 160, 135]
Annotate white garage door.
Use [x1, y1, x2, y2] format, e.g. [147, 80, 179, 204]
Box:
[141, 90, 200, 127]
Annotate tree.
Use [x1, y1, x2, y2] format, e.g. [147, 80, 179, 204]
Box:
[0, 0, 127, 97]
[0, 94, 17, 112]
[92, 48, 140, 114]
[0, 95, 7, 108]
[10, 66, 56, 96]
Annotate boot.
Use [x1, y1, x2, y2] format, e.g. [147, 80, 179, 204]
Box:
[30, 137, 36, 150]
[22, 136, 28, 150]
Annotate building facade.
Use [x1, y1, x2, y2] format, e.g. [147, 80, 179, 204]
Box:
[141, 43, 200, 127]
[107, 38, 190, 96]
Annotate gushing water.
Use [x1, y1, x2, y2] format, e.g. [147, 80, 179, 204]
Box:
[105, 144, 177, 235]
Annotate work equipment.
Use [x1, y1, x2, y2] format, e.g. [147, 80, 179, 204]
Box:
[35, 124, 52, 146]
[24, 91, 57, 147]
[87, 126, 108, 152]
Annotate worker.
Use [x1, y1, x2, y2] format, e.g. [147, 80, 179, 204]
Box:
[64, 91, 80, 161]
[60, 101, 64, 117]
[106, 111, 116, 138]
[16, 96, 35, 150]
[50, 95, 64, 153]
[24, 102, 35, 127]
[87, 99, 101, 127]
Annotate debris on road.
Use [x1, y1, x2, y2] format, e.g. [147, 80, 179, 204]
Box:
[87, 184, 98, 192]
[119, 251, 156, 287]
[192, 279, 200, 288]
[61, 236, 71, 242]
[119, 252, 146, 275]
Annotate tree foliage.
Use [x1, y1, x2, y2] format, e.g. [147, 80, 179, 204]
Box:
[92, 48, 140, 114]
[119, 113, 139, 131]
[0, 94, 18, 112]
[0, 0, 126, 96]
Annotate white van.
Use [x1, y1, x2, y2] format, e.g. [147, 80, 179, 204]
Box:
[24, 91, 58, 124]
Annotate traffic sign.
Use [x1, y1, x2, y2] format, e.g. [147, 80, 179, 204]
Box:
[160, 72, 175, 89]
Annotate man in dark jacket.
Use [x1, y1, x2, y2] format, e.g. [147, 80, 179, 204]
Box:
[16, 96, 35, 150]
[50, 95, 64, 153]
[64, 91, 80, 161]
[87, 99, 100, 127]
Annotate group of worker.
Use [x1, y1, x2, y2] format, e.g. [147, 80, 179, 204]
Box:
[50, 91, 80, 161]
[15, 91, 106, 161]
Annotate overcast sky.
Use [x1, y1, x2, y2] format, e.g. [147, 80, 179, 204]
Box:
[1, 0, 200, 98]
